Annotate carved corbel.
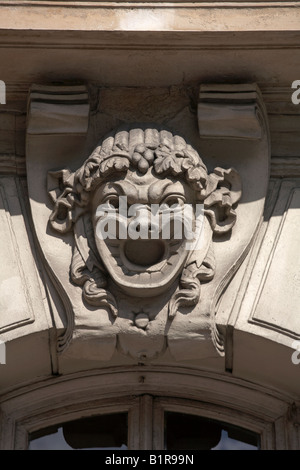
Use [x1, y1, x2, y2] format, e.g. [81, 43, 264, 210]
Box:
[26, 84, 90, 352]
[192, 83, 270, 362]
[198, 83, 268, 141]
[26, 83, 270, 369]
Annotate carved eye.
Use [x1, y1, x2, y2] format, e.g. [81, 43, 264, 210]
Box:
[103, 195, 120, 209]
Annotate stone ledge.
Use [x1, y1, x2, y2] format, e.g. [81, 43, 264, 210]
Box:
[0, 2, 299, 32]
[271, 157, 300, 177]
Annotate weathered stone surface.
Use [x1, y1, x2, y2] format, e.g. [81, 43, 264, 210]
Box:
[0, 177, 53, 389]
[0, 177, 45, 335]
[0, 2, 299, 33]
[0, 0, 299, 450]
[251, 186, 300, 335]
[230, 179, 300, 342]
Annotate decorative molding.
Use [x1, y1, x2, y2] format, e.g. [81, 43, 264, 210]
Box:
[0, 2, 299, 33]
[249, 183, 300, 337]
[1, 34, 300, 51]
[270, 157, 300, 177]
[0, 367, 296, 449]
[1, 1, 300, 7]
[0, 178, 35, 333]
[222, 177, 300, 361]
[0, 155, 26, 176]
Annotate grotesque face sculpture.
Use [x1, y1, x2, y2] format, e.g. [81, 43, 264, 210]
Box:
[91, 169, 198, 298]
[48, 124, 241, 318]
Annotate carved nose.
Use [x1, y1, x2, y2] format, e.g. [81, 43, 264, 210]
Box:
[136, 211, 152, 232]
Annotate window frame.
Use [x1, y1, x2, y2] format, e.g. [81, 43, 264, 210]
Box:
[152, 397, 265, 450]
[0, 367, 294, 449]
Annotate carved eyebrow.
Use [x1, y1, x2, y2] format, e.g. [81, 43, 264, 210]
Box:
[95, 183, 118, 198]
[148, 179, 192, 203]
[111, 180, 138, 204]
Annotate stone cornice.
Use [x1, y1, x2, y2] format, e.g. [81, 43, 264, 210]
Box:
[1, 1, 300, 5]
[1, 30, 300, 49]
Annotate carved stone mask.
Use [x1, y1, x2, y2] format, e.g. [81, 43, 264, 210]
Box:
[91, 169, 198, 298]
[48, 124, 242, 318]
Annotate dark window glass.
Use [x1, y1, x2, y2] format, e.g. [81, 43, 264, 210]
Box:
[164, 412, 260, 450]
[29, 413, 128, 450]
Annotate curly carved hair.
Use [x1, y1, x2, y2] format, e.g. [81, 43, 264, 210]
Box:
[48, 124, 241, 237]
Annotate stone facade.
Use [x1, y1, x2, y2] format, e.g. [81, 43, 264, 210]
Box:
[0, 0, 299, 450]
